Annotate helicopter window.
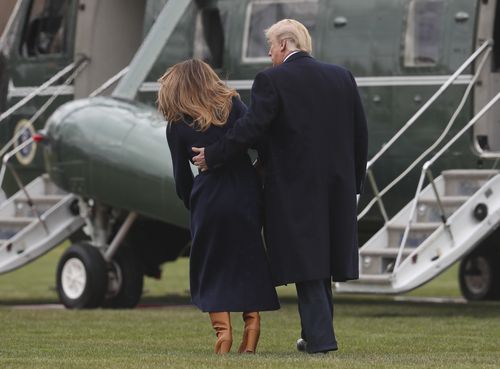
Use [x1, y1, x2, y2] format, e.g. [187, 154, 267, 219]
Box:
[404, 0, 444, 67]
[242, 0, 318, 63]
[20, 0, 69, 57]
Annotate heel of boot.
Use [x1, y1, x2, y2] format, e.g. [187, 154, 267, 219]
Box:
[238, 312, 261, 353]
[240, 329, 260, 353]
[216, 338, 233, 354]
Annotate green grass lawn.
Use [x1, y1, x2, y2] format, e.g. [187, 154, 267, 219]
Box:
[0, 244, 499, 369]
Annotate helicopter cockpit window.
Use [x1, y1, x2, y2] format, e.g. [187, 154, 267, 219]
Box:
[242, 0, 318, 63]
[404, 0, 444, 67]
[20, 0, 69, 57]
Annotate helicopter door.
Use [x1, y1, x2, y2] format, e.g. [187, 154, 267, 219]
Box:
[10, 0, 76, 85]
[73, 0, 147, 98]
[473, 0, 500, 155]
[0, 0, 19, 113]
[0, 0, 77, 188]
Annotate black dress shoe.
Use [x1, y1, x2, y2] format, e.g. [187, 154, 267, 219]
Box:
[296, 338, 307, 352]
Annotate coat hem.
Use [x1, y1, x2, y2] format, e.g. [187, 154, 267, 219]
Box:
[196, 304, 281, 313]
[274, 274, 359, 287]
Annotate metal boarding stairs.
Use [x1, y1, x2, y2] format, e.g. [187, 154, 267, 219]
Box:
[337, 169, 500, 293]
[337, 39, 500, 294]
[0, 61, 90, 274]
[0, 175, 84, 274]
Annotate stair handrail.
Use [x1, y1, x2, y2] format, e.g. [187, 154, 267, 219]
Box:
[89, 67, 129, 98]
[394, 91, 500, 271]
[358, 39, 494, 222]
[0, 137, 49, 234]
[0, 138, 33, 189]
[0, 59, 88, 233]
[366, 39, 492, 170]
[0, 59, 89, 159]
[0, 58, 87, 124]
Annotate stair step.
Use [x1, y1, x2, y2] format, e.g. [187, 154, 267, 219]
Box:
[0, 217, 36, 240]
[356, 274, 392, 284]
[0, 217, 36, 225]
[360, 247, 413, 275]
[442, 169, 499, 177]
[13, 195, 66, 217]
[0, 175, 85, 275]
[41, 175, 66, 195]
[416, 196, 468, 222]
[442, 170, 499, 196]
[361, 247, 412, 257]
[418, 196, 469, 205]
[387, 222, 440, 248]
[14, 195, 66, 202]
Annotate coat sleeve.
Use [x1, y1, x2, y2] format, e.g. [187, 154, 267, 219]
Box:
[349, 72, 368, 194]
[205, 72, 280, 169]
[166, 123, 194, 210]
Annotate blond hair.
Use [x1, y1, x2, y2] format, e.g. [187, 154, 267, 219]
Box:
[157, 59, 238, 131]
[265, 19, 312, 54]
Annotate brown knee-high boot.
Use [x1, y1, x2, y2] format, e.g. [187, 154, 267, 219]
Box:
[238, 312, 260, 353]
[209, 312, 233, 354]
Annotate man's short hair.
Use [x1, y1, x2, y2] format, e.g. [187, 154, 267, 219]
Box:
[265, 19, 312, 54]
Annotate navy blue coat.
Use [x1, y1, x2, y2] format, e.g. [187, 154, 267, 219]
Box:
[205, 52, 368, 285]
[167, 97, 280, 312]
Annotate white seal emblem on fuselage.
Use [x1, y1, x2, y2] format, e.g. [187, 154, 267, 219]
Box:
[14, 119, 37, 166]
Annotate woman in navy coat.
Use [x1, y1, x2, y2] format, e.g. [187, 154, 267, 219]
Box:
[157, 59, 279, 354]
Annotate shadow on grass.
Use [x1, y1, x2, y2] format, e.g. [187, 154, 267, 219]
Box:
[330, 295, 500, 318]
[277, 294, 500, 319]
[2, 294, 500, 319]
[0, 294, 194, 308]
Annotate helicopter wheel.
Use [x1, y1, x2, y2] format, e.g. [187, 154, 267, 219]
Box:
[459, 249, 500, 301]
[56, 242, 107, 309]
[103, 247, 144, 309]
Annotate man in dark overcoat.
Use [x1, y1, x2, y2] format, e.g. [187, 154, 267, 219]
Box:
[193, 19, 368, 354]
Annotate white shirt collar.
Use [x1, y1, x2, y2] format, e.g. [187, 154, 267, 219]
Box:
[283, 50, 300, 63]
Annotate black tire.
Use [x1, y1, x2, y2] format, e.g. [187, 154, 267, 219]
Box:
[459, 250, 500, 301]
[103, 248, 144, 309]
[56, 242, 107, 309]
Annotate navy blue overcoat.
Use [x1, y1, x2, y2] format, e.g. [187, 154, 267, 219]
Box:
[167, 97, 280, 312]
[205, 52, 368, 285]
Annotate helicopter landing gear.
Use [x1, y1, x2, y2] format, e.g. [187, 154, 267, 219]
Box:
[103, 247, 143, 309]
[459, 248, 500, 301]
[56, 242, 107, 309]
[56, 202, 143, 309]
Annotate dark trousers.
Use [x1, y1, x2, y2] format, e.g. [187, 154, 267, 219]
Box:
[295, 278, 338, 353]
